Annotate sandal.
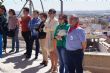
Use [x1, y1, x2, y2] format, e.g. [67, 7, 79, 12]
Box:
[51, 66, 58, 73]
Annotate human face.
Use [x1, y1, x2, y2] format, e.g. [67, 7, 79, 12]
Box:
[69, 16, 78, 27]
[23, 9, 29, 16]
[0, 8, 3, 15]
[48, 12, 55, 19]
[8, 11, 13, 16]
[40, 15, 46, 22]
[58, 16, 64, 24]
[33, 12, 39, 18]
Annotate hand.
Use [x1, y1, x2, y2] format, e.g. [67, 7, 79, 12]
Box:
[39, 28, 42, 32]
[56, 36, 62, 40]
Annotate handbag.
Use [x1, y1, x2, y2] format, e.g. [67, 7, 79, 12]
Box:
[38, 31, 46, 39]
[38, 22, 46, 39]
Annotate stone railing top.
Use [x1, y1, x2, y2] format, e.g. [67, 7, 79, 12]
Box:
[85, 52, 110, 56]
[99, 42, 110, 48]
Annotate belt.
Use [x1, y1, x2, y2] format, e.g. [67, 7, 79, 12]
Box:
[66, 49, 83, 53]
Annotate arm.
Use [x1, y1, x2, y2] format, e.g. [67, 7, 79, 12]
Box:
[78, 29, 87, 51]
[39, 24, 45, 32]
[62, 24, 70, 40]
[28, 20, 31, 30]
[2, 16, 7, 28]
[54, 25, 59, 40]
[53, 39, 57, 49]
[82, 41, 87, 51]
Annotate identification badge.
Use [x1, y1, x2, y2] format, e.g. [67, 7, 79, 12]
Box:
[70, 36, 73, 40]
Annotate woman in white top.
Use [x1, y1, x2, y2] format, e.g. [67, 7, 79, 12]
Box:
[45, 9, 58, 72]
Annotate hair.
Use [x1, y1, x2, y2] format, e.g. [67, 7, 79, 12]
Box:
[40, 13, 47, 19]
[23, 7, 29, 13]
[33, 10, 39, 14]
[70, 15, 79, 23]
[0, 5, 6, 13]
[73, 17, 79, 23]
[59, 14, 68, 24]
[48, 9, 56, 14]
[9, 9, 16, 15]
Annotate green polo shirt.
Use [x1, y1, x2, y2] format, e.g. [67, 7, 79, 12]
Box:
[54, 23, 70, 48]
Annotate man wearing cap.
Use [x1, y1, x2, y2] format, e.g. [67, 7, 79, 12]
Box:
[65, 15, 87, 73]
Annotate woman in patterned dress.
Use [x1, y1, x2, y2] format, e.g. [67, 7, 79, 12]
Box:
[45, 9, 58, 72]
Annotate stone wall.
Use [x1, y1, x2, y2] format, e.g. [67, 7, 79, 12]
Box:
[84, 52, 110, 73]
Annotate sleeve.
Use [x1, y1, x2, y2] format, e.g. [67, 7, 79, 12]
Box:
[54, 25, 59, 39]
[34, 18, 41, 28]
[14, 16, 18, 26]
[28, 20, 31, 30]
[62, 25, 70, 40]
[54, 21, 58, 30]
[40, 23, 45, 28]
[37, 19, 41, 25]
[2, 16, 7, 27]
[20, 17, 23, 24]
[78, 29, 86, 42]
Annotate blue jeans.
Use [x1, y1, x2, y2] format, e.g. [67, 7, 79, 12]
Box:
[31, 36, 39, 57]
[57, 46, 68, 73]
[12, 28, 19, 51]
[0, 34, 2, 58]
[65, 49, 84, 73]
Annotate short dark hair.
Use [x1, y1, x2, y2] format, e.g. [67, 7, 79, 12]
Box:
[0, 6, 4, 10]
[40, 13, 47, 19]
[9, 9, 16, 15]
[23, 7, 29, 13]
[33, 10, 39, 14]
[69, 15, 79, 23]
[0, 5, 6, 12]
[48, 9, 56, 14]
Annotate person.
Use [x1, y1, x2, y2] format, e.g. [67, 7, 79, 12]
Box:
[0, 5, 8, 53]
[28, 10, 41, 60]
[39, 13, 48, 66]
[0, 5, 7, 17]
[20, 7, 31, 59]
[45, 9, 58, 72]
[65, 15, 87, 73]
[0, 6, 7, 57]
[54, 14, 69, 73]
[0, 33, 2, 58]
[8, 9, 19, 53]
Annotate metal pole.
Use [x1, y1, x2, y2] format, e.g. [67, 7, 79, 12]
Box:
[17, 0, 28, 17]
[60, 0, 63, 15]
[31, 1, 35, 11]
[29, 0, 32, 15]
[40, 0, 44, 12]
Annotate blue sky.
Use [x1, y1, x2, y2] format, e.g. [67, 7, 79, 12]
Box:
[2, 0, 110, 11]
